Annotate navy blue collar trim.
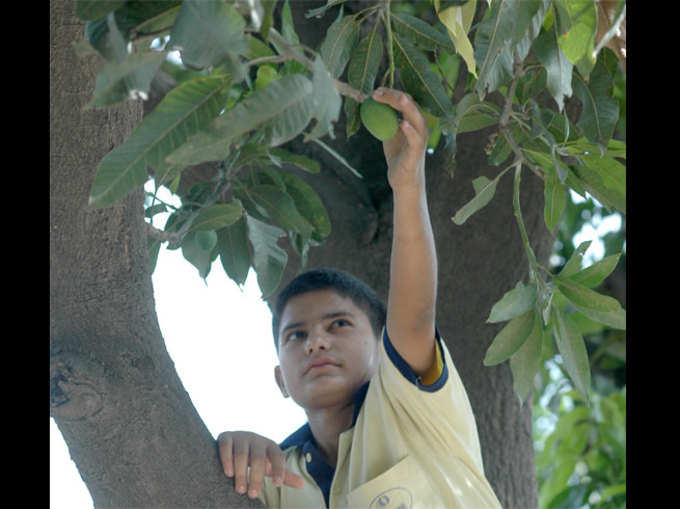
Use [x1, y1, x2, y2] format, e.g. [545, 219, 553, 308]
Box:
[382, 325, 449, 392]
[279, 380, 370, 451]
[278, 381, 370, 509]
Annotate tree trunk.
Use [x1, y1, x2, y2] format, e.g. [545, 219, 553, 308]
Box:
[50, 2, 262, 507]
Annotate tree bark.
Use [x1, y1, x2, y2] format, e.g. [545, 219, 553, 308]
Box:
[50, 2, 262, 507]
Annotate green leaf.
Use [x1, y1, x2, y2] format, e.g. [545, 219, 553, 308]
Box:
[553, 0, 597, 76]
[305, 0, 346, 20]
[533, 24, 573, 111]
[89, 75, 232, 207]
[319, 11, 359, 78]
[86, 51, 167, 109]
[554, 280, 626, 330]
[223, 73, 314, 146]
[559, 240, 591, 277]
[452, 175, 499, 225]
[474, 0, 541, 97]
[189, 203, 244, 232]
[172, 74, 314, 165]
[347, 27, 384, 94]
[393, 33, 453, 117]
[568, 253, 621, 288]
[554, 278, 621, 312]
[217, 216, 251, 286]
[281, 0, 300, 45]
[442, 93, 500, 138]
[568, 156, 625, 214]
[509, 310, 544, 403]
[269, 148, 321, 174]
[85, 3, 182, 60]
[258, 0, 279, 43]
[344, 26, 383, 138]
[561, 137, 626, 160]
[435, 0, 478, 77]
[182, 230, 217, 279]
[75, 0, 126, 21]
[247, 185, 315, 238]
[278, 173, 331, 241]
[168, 0, 247, 70]
[246, 215, 288, 297]
[514, 0, 551, 62]
[306, 55, 343, 140]
[484, 309, 535, 366]
[543, 164, 567, 232]
[487, 281, 537, 323]
[572, 58, 620, 153]
[391, 12, 455, 52]
[254, 65, 279, 91]
[551, 307, 590, 402]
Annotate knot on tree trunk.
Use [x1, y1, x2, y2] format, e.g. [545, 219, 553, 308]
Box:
[50, 351, 104, 421]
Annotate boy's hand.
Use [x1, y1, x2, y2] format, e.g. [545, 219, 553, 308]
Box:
[217, 431, 305, 499]
[371, 88, 429, 192]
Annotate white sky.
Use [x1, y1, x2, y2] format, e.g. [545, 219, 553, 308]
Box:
[50, 186, 621, 508]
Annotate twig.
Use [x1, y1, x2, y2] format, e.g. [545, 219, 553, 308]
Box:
[593, 4, 626, 59]
[498, 52, 543, 181]
[145, 221, 180, 244]
[512, 159, 540, 283]
[267, 27, 369, 102]
[382, 0, 395, 88]
[334, 79, 368, 102]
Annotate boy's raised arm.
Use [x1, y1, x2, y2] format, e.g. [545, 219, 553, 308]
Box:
[371, 88, 438, 377]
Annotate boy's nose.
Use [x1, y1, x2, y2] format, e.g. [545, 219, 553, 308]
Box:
[305, 330, 330, 354]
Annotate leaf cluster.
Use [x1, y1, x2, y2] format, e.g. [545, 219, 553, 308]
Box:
[74, 0, 626, 403]
[534, 387, 625, 509]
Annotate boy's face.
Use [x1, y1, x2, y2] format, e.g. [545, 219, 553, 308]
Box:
[274, 289, 380, 412]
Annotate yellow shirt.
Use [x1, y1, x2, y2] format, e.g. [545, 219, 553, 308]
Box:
[259, 328, 502, 508]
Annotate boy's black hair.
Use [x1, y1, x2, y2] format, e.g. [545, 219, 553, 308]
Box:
[272, 268, 386, 351]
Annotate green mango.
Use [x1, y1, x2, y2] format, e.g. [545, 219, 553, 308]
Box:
[360, 98, 399, 141]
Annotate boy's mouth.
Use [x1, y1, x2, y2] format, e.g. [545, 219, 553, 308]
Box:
[304, 357, 340, 375]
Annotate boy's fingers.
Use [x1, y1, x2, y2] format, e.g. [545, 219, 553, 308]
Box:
[372, 88, 427, 135]
[217, 433, 234, 477]
[400, 120, 426, 153]
[246, 442, 267, 499]
[232, 439, 250, 495]
[283, 469, 306, 489]
[266, 446, 286, 488]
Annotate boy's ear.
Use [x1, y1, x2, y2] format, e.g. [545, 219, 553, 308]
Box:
[274, 366, 289, 398]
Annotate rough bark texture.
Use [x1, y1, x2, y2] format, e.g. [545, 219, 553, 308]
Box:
[50, 2, 262, 507]
[51, 0, 554, 507]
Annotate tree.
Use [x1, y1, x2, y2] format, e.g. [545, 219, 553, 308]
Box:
[50, 0, 626, 507]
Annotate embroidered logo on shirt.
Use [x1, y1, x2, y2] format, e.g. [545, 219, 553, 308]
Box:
[369, 487, 413, 509]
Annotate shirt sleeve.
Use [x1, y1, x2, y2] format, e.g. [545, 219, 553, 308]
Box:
[378, 326, 487, 474]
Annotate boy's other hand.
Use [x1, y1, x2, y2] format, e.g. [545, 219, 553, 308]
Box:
[217, 431, 305, 499]
[371, 88, 429, 192]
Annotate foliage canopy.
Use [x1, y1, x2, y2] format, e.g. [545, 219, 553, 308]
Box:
[74, 0, 626, 433]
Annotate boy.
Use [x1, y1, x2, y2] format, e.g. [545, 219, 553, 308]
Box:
[217, 88, 502, 508]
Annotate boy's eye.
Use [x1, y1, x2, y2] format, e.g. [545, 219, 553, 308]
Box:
[286, 330, 306, 342]
[330, 318, 350, 329]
